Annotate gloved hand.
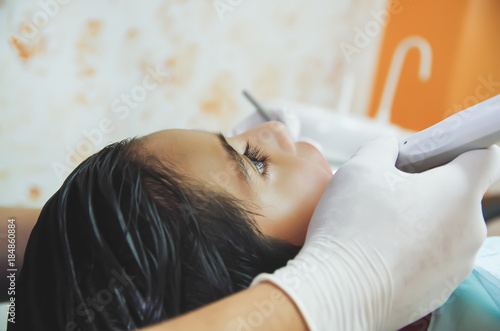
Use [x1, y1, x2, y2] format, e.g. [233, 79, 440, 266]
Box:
[227, 106, 301, 142]
[252, 135, 500, 331]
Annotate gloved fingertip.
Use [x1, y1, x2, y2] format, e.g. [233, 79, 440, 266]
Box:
[450, 146, 500, 196]
[487, 144, 500, 155]
[350, 133, 399, 166]
[378, 133, 399, 144]
[484, 145, 500, 188]
[274, 108, 301, 142]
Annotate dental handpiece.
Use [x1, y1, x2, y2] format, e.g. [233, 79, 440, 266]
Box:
[396, 94, 500, 173]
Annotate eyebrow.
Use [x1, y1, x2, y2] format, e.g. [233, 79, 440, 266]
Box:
[215, 132, 252, 187]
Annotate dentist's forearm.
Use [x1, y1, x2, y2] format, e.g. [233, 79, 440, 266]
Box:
[140, 282, 308, 331]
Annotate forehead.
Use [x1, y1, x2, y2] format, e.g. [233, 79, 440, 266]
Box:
[144, 129, 218, 161]
[141, 129, 254, 195]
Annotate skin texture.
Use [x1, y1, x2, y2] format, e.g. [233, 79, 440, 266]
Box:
[142, 281, 308, 331]
[141, 121, 333, 245]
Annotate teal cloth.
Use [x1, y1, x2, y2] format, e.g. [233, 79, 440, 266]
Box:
[428, 236, 500, 330]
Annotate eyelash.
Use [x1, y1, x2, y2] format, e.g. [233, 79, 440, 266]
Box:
[243, 142, 270, 178]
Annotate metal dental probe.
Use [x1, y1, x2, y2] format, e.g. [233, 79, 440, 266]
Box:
[242, 90, 273, 122]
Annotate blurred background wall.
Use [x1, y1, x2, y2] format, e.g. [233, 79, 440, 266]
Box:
[2, 0, 500, 209]
[0, 0, 386, 208]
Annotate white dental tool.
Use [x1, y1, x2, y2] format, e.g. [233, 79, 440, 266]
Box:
[396, 94, 500, 173]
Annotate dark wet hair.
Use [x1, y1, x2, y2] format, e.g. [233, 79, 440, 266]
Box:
[11, 138, 301, 331]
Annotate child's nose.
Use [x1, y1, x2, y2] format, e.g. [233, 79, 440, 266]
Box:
[254, 121, 296, 155]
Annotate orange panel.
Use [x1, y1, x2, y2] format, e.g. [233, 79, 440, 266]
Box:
[445, 0, 500, 118]
[367, 0, 500, 131]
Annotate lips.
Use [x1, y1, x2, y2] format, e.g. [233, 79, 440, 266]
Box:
[297, 138, 333, 175]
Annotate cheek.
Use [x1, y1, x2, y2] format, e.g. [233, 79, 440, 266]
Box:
[279, 161, 328, 211]
[256, 159, 330, 245]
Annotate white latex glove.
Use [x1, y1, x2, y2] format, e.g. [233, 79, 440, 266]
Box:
[227, 106, 301, 142]
[252, 135, 500, 331]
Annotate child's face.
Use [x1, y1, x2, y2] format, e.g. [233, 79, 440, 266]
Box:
[142, 121, 333, 245]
